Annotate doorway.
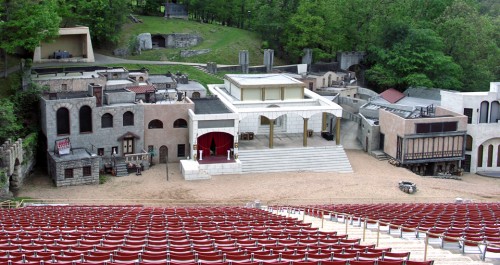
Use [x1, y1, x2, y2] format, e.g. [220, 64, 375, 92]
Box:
[122, 138, 134, 154]
[159, 145, 168, 163]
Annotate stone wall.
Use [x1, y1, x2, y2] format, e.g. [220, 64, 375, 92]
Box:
[0, 136, 37, 198]
[180, 49, 210, 58]
[48, 151, 100, 187]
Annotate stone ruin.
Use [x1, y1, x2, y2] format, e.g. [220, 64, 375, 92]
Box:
[0, 138, 24, 198]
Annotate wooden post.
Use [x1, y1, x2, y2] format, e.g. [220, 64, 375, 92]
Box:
[321, 211, 324, 229]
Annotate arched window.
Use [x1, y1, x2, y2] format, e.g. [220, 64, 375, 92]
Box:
[480, 101, 489, 123]
[192, 92, 200, 99]
[173, 119, 187, 128]
[490, 101, 499, 123]
[79, 106, 92, 133]
[56, 108, 70, 135]
[487, 144, 493, 167]
[148, 119, 163, 129]
[123, 111, 134, 126]
[101, 113, 113, 128]
[477, 145, 483, 167]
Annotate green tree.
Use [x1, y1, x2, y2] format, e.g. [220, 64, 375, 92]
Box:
[0, 98, 21, 142]
[283, 1, 326, 62]
[366, 24, 463, 90]
[0, 0, 61, 54]
[435, 0, 500, 91]
[58, 0, 129, 48]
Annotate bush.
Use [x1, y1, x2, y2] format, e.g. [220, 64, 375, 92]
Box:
[261, 41, 269, 49]
[99, 174, 108, 184]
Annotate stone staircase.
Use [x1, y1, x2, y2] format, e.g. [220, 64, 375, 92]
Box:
[272, 210, 497, 265]
[372, 150, 389, 161]
[114, 161, 129, 177]
[192, 65, 223, 80]
[238, 146, 353, 173]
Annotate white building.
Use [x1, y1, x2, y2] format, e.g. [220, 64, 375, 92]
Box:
[441, 82, 500, 175]
[181, 74, 351, 180]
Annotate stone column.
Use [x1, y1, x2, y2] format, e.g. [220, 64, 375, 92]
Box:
[263, 49, 274, 73]
[303, 118, 309, 147]
[336, 117, 341, 145]
[239, 50, 249, 74]
[322, 112, 327, 132]
[269, 119, 275, 149]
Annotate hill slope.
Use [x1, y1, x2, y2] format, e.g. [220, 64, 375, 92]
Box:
[117, 16, 281, 66]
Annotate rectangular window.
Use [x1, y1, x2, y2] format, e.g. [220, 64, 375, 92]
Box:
[112, 146, 118, 155]
[416, 122, 457, 134]
[64, 168, 73, 179]
[83, 166, 92, 176]
[177, 144, 186, 157]
[463, 108, 473, 124]
[97, 148, 104, 156]
[61, 84, 68, 91]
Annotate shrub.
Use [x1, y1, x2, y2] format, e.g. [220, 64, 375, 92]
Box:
[99, 174, 108, 184]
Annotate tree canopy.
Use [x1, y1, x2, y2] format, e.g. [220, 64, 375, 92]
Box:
[180, 0, 498, 91]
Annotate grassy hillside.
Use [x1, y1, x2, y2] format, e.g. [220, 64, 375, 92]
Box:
[116, 16, 284, 66]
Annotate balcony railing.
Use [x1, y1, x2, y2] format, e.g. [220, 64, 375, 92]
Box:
[124, 150, 149, 164]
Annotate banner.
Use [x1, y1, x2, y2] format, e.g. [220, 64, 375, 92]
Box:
[56, 138, 71, 155]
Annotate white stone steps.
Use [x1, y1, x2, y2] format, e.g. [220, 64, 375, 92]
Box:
[238, 146, 352, 173]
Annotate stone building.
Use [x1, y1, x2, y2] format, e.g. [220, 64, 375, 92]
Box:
[33, 66, 198, 186]
[379, 106, 467, 176]
[441, 82, 500, 175]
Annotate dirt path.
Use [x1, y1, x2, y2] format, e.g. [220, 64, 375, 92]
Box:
[18, 150, 500, 206]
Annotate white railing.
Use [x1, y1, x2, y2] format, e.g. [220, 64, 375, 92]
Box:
[124, 150, 149, 164]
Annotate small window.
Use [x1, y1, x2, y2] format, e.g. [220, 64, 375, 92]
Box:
[177, 144, 186, 157]
[61, 84, 68, 91]
[192, 92, 200, 99]
[148, 145, 154, 153]
[97, 148, 104, 156]
[64, 168, 74, 179]
[112, 146, 118, 155]
[123, 111, 134, 126]
[83, 166, 92, 176]
[464, 108, 473, 124]
[148, 119, 163, 129]
[101, 113, 113, 128]
[173, 119, 187, 128]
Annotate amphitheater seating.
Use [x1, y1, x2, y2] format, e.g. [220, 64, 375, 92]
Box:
[288, 202, 499, 261]
[0, 205, 444, 265]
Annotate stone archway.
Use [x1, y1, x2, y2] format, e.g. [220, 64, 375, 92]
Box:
[159, 145, 168, 163]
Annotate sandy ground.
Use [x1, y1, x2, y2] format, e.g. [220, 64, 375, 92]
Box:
[18, 150, 500, 206]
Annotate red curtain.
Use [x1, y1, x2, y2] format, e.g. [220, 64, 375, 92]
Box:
[197, 132, 233, 157]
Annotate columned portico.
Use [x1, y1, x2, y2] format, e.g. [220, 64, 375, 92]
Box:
[303, 117, 309, 147]
[269, 119, 275, 148]
[322, 113, 327, 131]
[336, 117, 341, 145]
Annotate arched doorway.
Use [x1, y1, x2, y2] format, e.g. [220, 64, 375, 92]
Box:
[159, 145, 168, 163]
[197, 132, 234, 158]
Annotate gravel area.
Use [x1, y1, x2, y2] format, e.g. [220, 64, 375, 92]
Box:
[18, 150, 500, 206]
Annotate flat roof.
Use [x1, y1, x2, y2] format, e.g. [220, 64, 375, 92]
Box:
[149, 75, 175, 83]
[191, 97, 232, 114]
[225, 74, 304, 88]
[50, 148, 93, 162]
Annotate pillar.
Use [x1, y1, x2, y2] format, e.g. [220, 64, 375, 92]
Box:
[336, 117, 341, 145]
[303, 118, 309, 147]
[264, 49, 274, 73]
[322, 112, 327, 132]
[269, 119, 275, 148]
[239, 50, 249, 74]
